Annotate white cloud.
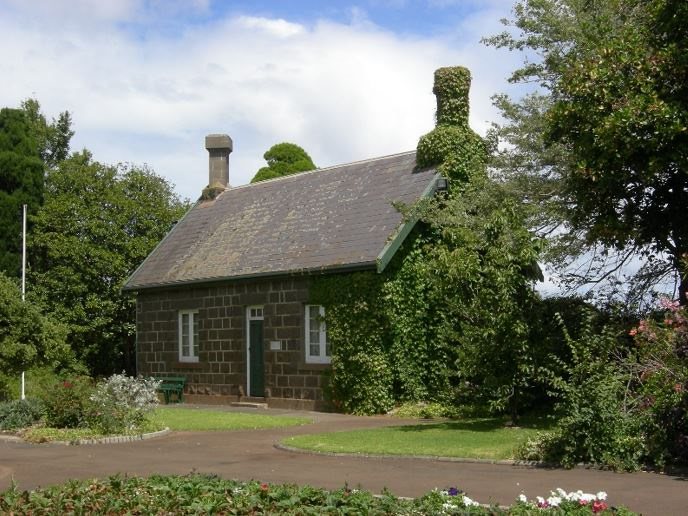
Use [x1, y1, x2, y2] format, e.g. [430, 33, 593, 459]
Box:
[0, 0, 523, 200]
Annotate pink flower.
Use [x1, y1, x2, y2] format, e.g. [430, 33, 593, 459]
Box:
[659, 297, 680, 312]
[592, 500, 608, 513]
[629, 328, 638, 336]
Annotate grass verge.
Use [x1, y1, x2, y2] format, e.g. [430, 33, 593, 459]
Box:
[283, 416, 552, 460]
[149, 406, 311, 431]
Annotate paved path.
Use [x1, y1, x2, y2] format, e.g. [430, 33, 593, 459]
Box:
[1, 405, 686, 515]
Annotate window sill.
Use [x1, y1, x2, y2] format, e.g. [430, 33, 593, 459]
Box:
[173, 361, 203, 370]
[300, 362, 331, 371]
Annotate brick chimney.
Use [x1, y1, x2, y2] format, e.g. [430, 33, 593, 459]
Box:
[202, 134, 232, 199]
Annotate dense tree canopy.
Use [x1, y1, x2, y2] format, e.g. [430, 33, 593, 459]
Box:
[485, 0, 688, 304]
[0, 272, 70, 376]
[29, 152, 189, 375]
[250, 143, 316, 183]
[0, 108, 44, 276]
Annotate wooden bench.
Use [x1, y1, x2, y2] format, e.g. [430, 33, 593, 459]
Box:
[156, 376, 186, 404]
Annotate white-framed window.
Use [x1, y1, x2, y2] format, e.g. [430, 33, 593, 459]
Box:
[178, 310, 199, 362]
[305, 304, 330, 364]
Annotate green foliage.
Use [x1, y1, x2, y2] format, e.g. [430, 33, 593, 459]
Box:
[628, 299, 688, 467]
[523, 314, 642, 470]
[29, 151, 189, 375]
[382, 235, 455, 402]
[310, 66, 541, 418]
[416, 67, 486, 179]
[40, 376, 93, 429]
[419, 179, 543, 422]
[0, 272, 71, 376]
[20, 98, 73, 169]
[0, 107, 43, 276]
[250, 142, 316, 183]
[310, 273, 394, 414]
[485, 0, 688, 304]
[0, 398, 44, 430]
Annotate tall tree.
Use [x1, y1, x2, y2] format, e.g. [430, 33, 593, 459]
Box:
[485, 0, 688, 304]
[250, 142, 316, 183]
[20, 98, 74, 170]
[0, 108, 43, 276]
[30, 151, 189, 375]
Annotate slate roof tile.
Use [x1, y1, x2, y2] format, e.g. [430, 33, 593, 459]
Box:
[123, 150, 437, 290]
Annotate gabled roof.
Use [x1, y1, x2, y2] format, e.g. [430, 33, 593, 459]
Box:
[123, 151, 438, 291]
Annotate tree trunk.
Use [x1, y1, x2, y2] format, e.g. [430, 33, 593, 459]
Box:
[677, 250, 687, 306]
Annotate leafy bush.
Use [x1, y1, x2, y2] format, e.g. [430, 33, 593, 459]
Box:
[628, 298, 688, 468]
[40, 376, 93, 428]
[86, 373, 160, 434]
[0, 474, 634, 515]
[521, 314, 643, 470]
[0, 398, 44, 430]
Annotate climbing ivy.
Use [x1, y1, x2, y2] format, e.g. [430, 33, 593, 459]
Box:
[309, 273, 394, 415]
[416, 67, 486, 181]
[311, 66, 541, 417]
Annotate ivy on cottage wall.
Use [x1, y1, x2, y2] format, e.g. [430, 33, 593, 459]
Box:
[312, 67, 539, 417]
[309, 272, 394, 415]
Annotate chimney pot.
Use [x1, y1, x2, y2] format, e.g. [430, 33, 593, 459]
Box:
[205, 134, 232, 191]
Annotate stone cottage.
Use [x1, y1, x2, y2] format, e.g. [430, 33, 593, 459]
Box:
[123, 135, 441, 409]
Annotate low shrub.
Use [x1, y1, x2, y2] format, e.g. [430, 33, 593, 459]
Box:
[85, 373, 160, 434]
[0, 398, 44, 430]
[40, 376, 94, 428]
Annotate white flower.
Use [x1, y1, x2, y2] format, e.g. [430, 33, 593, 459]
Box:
[442, 502, 455, 510]
[556, 488, 567, 498]
[547, 496, 562, 507]
[536, 496, 546, 504]
[518, 494, 528, 503]
[597, 491, 608, 501]
[581, 493, 596, 503]
[462, 495, 479, 507]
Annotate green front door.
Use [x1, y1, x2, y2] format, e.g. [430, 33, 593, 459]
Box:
[249, 319, 264, 397]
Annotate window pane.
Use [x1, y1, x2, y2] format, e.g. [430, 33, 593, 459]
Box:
[309, 344, 320, 356]
[325, 341, 331, 357]
[310, 330, 320, 344]
[181, 313, 189, 356]
[192, 315, 199, 357]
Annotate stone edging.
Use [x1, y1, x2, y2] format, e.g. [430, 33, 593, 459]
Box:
[0, 428, 171, 446]
[57, 427, 172, 445]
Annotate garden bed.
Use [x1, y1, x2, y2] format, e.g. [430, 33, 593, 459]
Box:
[0, 474, 634, 515]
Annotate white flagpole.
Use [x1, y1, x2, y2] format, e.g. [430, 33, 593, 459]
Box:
[21, 204, 27, 400]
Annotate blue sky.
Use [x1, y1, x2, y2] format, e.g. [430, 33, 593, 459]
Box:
[0, 0, 523, 200]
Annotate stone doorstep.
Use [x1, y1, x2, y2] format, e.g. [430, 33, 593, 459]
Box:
[230, 401, 269, 409]
[232, 397, 268, 409]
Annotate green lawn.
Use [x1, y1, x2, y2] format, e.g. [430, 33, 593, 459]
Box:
[150, 406, 311, 431]
[283, 417, 551, 460]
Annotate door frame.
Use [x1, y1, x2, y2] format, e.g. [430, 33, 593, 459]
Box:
[246, 305, 264, 397]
